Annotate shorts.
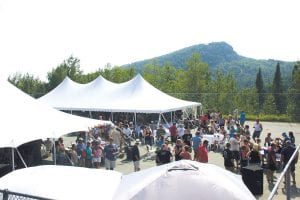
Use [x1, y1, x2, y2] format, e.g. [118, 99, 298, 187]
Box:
[105, 158, 116, 169]
[253, 131, 261, 139]
[93, 157, 101, 163]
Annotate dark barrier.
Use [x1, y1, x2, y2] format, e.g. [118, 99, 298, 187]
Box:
[0, 189, 52, 200]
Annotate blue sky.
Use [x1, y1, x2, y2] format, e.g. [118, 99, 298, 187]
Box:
[0, 0, 299, 80]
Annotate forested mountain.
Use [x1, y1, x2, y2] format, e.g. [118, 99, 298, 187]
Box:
[123, 42, 295, 88]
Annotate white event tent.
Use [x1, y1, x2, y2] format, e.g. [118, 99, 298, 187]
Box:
[0, 165, 122, 200]
[0, 77, 113, 149]
[38, 74, 201, 122]
[113, 160, 255, 200]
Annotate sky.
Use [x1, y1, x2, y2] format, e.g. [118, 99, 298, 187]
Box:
[0, 0, 299, 80]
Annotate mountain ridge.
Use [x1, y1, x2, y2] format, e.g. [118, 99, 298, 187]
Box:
[123, 42, 295, 88]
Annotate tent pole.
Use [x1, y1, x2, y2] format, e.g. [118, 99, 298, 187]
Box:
[134, 112, 137, 130]
[158, 113, 161, 126]
[171, 112, 173, 124]
[111, 112, 114, 122]
[11, 148, 15, 171]
[16, 148, 28, 168]
[89, 111, 92, 118]
[71, 110, 73, 115]
[161, 113, 170, 128]
[53, 138, 56, 165]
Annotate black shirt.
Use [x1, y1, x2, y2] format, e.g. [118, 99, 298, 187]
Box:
[131, 145, 140, 161]
[157, 150, 172, 164]
[281, 145, 296, 164]
[223, 149, 234, 167]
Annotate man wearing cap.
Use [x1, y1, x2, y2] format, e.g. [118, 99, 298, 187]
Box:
[132, 139, 141, 172]
[281, 140, 298, 185]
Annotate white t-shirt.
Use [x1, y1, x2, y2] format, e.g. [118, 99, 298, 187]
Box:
[229, 137, 240, 151]
[253, 123, 262, 132]
[123, 127, 132, 137]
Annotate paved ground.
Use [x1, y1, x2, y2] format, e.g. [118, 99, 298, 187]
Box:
[63, 121, 300, 200]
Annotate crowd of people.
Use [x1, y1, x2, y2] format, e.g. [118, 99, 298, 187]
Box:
[48, 111, 298, 185]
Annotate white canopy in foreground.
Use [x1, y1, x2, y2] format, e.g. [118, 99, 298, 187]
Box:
[0, 78, 113, 148]
[113, 160, 255, 200]
[0, 165, 122, 200]
[39, 74, 201, 113]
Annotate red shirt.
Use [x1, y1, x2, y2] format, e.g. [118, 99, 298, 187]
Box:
[169, 125, 177, 137]
[198, 145, 208, 163]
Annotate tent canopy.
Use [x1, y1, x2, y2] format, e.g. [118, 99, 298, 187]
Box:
[113, 160, 255, 200]
[39, 74, 201, 113]
[0, 78, 113, 148]
[0, 165, 122, 200]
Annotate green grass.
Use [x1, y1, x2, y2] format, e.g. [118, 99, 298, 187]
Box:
[246, 114, 291, 122]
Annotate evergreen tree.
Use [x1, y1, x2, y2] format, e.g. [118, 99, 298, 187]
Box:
[255, 68, 265, 113]
[272, 62, 286, 113]
[288, 61, 300, 121]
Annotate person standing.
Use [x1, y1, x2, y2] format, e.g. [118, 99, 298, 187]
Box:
[132, 139, 141, 172]
[198, 140, 209, 163]
[92, 141, 103, 169]
[174, 139, 183, 161]
[223, 143, 234, 172]
[104, 137, 118, 170]
[229, 133, 240, 169]
[69, 143, 79, 166]
[239, 111, 246, 127]
[85, 142, 92, 168]
[252, 118, 263, 141]
[76, 138, 86, 167]
[156, 124, 166, 140]
[192, 131, 201, 160]
[281, 140, 298, 185]
[266, 143, 277, 183]
[169, 123, 178, 144]
[182, 128, 193, 147]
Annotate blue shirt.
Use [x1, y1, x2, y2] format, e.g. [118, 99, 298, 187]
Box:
[104, 144, 118, 161]
[192, 135, 201, 150]
[240, 112, 246, 122]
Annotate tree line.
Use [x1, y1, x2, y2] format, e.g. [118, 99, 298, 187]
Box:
[8, 54, 300, 122]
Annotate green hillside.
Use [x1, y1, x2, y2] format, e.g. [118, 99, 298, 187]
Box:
[123, 42, 295, 88]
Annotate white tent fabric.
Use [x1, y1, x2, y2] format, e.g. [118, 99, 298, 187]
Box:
[113, 160, 256, 200]
[0, 165, 122, 200]
[0, 78, 113, 148]
[39, 74, 201, 113]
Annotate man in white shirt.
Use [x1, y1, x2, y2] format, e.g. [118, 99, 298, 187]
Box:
[122, 124, 132, 145]
[252, 118, 263, 142]
[229, 133, 240, 169]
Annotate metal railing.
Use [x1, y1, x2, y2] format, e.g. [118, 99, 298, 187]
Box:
[0, 189, 52, 200]
[268, 144, 300, 200]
